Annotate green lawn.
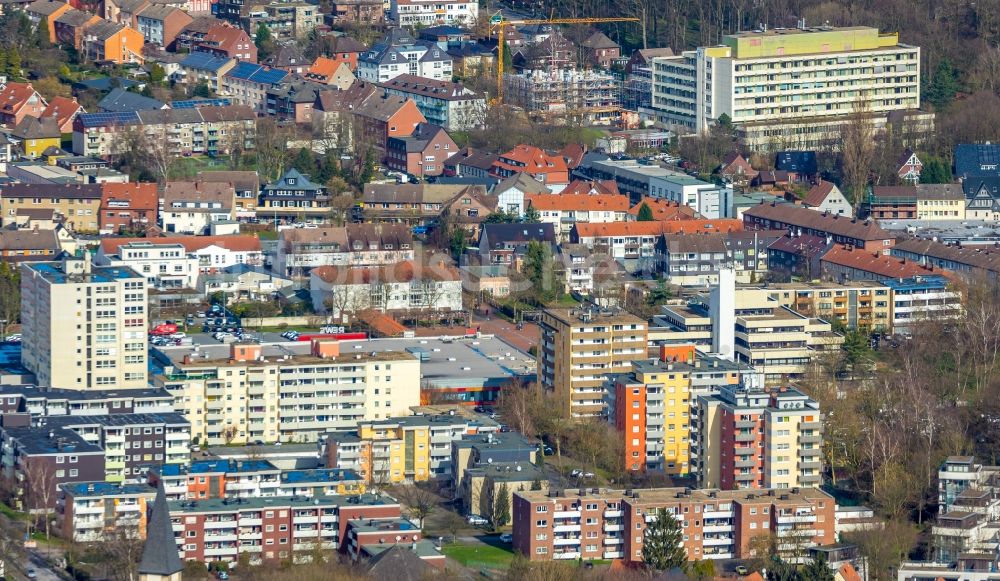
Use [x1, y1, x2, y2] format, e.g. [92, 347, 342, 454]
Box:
[442, 541, 515, 568]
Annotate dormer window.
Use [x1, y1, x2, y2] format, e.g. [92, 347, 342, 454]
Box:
[286, 178, 297, 185]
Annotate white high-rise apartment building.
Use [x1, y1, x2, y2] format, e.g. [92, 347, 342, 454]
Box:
[389, 0, 478, 26]
[21, 256, 148, 390]
[651, 25, 923, 149]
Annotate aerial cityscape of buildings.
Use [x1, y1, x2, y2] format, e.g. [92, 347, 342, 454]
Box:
[0, 1, 996, 579]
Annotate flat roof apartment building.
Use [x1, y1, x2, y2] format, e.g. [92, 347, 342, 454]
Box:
[152, 340, 420, 446]
[538, 308, 648, 419]
[21, 257, 148, 390]
[651, 26, 924, 149]
[512, 486, 835, 562]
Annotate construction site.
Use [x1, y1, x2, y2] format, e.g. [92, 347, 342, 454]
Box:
[503, 68, 623, 125]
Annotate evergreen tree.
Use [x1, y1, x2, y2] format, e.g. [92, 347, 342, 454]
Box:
[800, 555, 834, 581]
[530, 478, 542, 491]
[483, 209, 517, 223]
[522, 205, 541, 223]
[292, 147, 316, 175]
[641, 509, 686, 571]
[925, 59, 960, 110]
[491, 482, 511, 530]
[636, 202, 655, 221]
[7, 47, 21, 78]
[0, 49, 8, 77]
[358, 147, 376, 185]
[36, 17, 50, 48]
[920, 156, 951, 184]
[255, 23, 274, 60]
[149, 63, 165, 85]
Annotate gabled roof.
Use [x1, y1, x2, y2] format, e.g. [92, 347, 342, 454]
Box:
[662, 232, 728, 253]
[802, 181, 842, 207]
[388, 123, 449, 152]
[574, 219, 742, 238]
[481, 222, 556, 244]
[581, 31, 618, 49]
[263, 168, 323, 193]
[100, 234, 261, 255]
[41, 96, 83, 129]
[629, 198, 697, 221]
[0, 82, 43, 115]
[525, 193, 629, 212]
[225, 62, 288, 85]
[162, 181, 235, 207]
[307, 56, 341, 79]
[744, 203, 891, 241]
[266, 44, 305, 69]
[54, 8, 96, 26]
[352, 92, 417, 123]
[314, 82, 379, 112]
[366, 543, 433, 581]
[896, 148, 920, 168]
[492, 172, 548, 195]
[0, 229, 61, 252]
[311, 259, 458, 284]
[180, 51, 233, 72]
[82, 19, 126, 42]
[495, 144, 568, 175]
[821, 244, 946, 278]
[380, 74, 481, 101]
[196, 170, 260, 194]
[444, 147, 497, 172]
[25, 0, 68, 16]
[11, 116, 60, 140]
[561, 179, 618, 196]
[136, 3, 184, 21]
[325, 35, 366, 54]
[954, 143, 1000, 179]
[201, 23, 251, 50]
[137, 481, 184, 577]
[97, 88, 166, 112]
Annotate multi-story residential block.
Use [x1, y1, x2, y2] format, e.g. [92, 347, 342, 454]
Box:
[170, 493, 406, 566]
[696, 385, 822, 490]
[744, 203, 895, 251]
[0, 183, 102, 232]
[478, 223, 557, 268]
[150, 459, 365, 500]
[650, 26, 924, 149]
[819, 244, 945, 282]
[381, 74, 486, 131]
[512, 486, 836, 562]
[175, 53, 237, 93]
[309, 260, 463, 317]
[95, 241, 200, 289]
[330, 0, 383, 24]
[98, 235, 264, 274]
[152, 339, 421, 446]
[384, 122, 458, 178]
[221, 63, 288, 114]
[864, 184, 966, 221]
[883, 275, 963, 335]
[72, 105, 256, 159]
[160, 181, 236, 235]
[25, 0, 71, 44]
[247, 2, 319, 42]
[324, 414, 499, 485]
[0, 386, 175, 418]
[21, 256, 148, 390]
[358, 29, 454, 83]
[525, 193, 630, 241]
[452, 431, 546, 518]
[504, 68, 623, 125]
[99, 182, 158, 235]
[135, 4, 192, 48]
[583, 158, 731, 218]
[389, 0, 477, 26]
[608, 360, 692, 475]
[538, 308, 648, 419]
[58, 481, 156, 541]
[83, 19, 143, 66]
[891, 237, 1000, 280]
[490, 145, 570, 193]
[276, 223, 414, 277]
[194, 23, 257, 62]
[746, 281, 893, 333]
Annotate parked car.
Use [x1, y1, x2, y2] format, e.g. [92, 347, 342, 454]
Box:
[570, 469, 583, 478]
[735, 566, 749, 576]
[499, 533, 512, 543]
[467, 514, 489, 526]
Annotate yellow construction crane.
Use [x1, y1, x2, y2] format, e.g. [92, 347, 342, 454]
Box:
[489, 12, 639, 105]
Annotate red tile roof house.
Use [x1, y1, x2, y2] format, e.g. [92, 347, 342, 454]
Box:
[99, 182, 158, 234]
[819, 244, 950, 282]
[384, 123, 457, 178]
[41, 96, 84, 133]
[0, 82, 47, 127]
[196, 23, 256, 62]
[490, 145, 570, 193]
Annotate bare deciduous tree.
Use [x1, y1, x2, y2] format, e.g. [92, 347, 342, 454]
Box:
[840, 98, 877, 215]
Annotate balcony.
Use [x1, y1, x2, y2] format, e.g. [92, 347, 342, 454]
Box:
[735, 459, 757, 468]
[703, 536, 734, 547]
[776, 513, 816, 524]
[603, 509, 623, 518]
[603, 536, 623, 545]
[735, 432, 757, 443]
[554, 510, 581, 519]
[799, 433, 822, 444]
[553, 524, 581, 533]
[603, 523, 623, 532]
[553, 537, 581, 546]
[734, 446, 755, 456]
[734, 473, 756, 482]
[603, 551, 625, 559]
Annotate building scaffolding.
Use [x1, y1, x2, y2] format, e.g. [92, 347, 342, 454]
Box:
[503, 68, 622, 124]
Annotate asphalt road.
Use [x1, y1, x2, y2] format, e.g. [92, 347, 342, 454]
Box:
[22, 552, 63, 581]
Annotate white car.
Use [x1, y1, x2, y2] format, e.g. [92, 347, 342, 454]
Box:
[500, 533, 512, 543]
[169, 332, 187, 339]
[570, 469, 583, 478]
[467, 514, 489, 526]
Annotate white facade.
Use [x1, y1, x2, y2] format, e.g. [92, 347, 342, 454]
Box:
[710, 268, 736, 360]
[21, 257, 148, 391]
[95, 242, 200, 289]
[651, 26, 921, 144]
[161, 206, 232, 235]
[653, 176, 731, 219]
[310, 274, 463, 317]
[357, 44, 453, 83]
[389, 0, 478, 26]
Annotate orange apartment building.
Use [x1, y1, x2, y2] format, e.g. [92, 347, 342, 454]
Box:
[25, 0, 71, 43]
[512, 486, 836, 562]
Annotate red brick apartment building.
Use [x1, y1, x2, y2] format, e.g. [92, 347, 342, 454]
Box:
[512, 486, 835, 562]
[743, 202, 895, 252]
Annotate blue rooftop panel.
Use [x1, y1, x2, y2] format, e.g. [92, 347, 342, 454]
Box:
[179, 52, 232, 72]
[172, 98, 232, 109]
[225, 62, 288, 85]
[77, 111, 141, 128]
[281, 468, 362, 484]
